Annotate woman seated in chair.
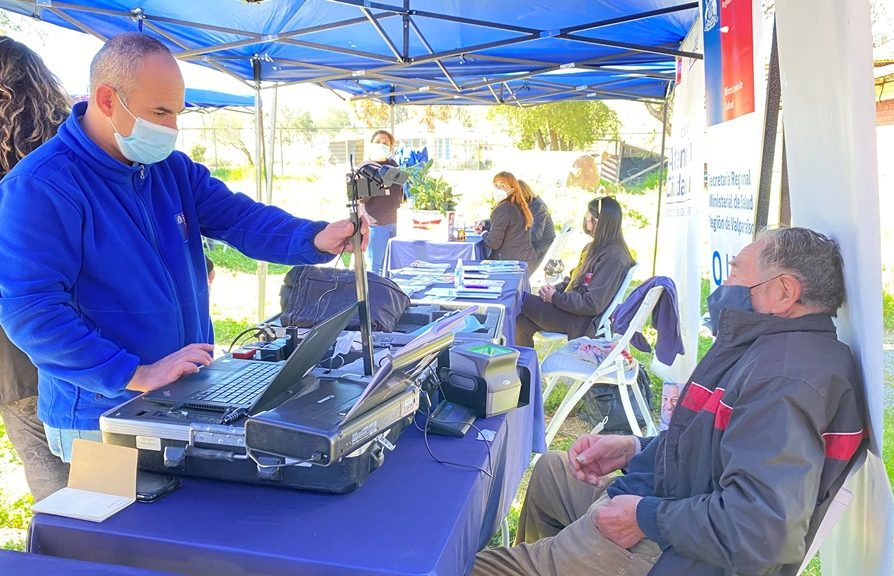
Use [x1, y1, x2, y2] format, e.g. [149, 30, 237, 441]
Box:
[475, 171, 537, 271]
[515, 196, 634, 347]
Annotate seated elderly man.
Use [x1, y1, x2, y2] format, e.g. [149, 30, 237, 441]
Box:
[474, 227, 867, 576]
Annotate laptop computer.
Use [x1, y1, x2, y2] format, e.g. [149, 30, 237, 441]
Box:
[337, 305, 477, 423]
[143, 304, 357, 415]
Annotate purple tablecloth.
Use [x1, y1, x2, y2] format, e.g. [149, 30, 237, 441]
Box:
[0, 549, 177, 576]
[27, 349, 545, 576]
[384, 239, 486, 274]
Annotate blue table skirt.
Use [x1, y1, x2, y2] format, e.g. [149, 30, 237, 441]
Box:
[28, 349, 546, 576]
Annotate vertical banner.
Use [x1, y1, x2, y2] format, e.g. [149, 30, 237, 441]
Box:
[776, 2, 891, 573]
[653, 22, 704, 384]
[703, 0, 764, 289]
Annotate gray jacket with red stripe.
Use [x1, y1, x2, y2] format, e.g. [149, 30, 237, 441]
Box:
[608, 310, 867, 575]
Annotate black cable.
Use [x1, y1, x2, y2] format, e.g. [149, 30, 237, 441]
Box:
[414, 389, 494, 478]
[227, 327, 267, 352]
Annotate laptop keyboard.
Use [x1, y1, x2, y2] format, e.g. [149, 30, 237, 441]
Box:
[188, 363, 280, 406]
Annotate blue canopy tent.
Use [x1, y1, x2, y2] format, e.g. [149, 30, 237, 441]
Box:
[0, 0, 698, 105]
[184, 87, 254, 109]
[0, 0, 699, 317]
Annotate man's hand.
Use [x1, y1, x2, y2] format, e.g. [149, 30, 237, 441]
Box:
[539, 284, 557, 303]
[126, 343, 214, 393]
[568, 434, 637, 487]
[314, 217, 370, 255]
[592, 495, 645, 549]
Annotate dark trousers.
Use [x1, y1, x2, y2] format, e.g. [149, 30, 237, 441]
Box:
[516, 293, 580, 347]
[0, 395, 70, 501]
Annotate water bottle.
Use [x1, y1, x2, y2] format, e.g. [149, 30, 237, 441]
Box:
[454, 258, 464, 289]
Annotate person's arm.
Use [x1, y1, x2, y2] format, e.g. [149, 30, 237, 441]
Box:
[0, 175, 140, 397]
[187, 158, 336, 265]
[636, 376, 834, 574]
[529, 203, 546, 248]
[537, 213, 556, 259]
[482, 204, 510, 252]
[551, 256, 628, 316]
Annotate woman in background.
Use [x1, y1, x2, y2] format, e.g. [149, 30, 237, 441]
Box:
[515, 196, 634, 347]
[477, 171, 537, 271]
[0, 36, 72, 501]
[359, 129, 403, 275]
[518, 179, 555, 270]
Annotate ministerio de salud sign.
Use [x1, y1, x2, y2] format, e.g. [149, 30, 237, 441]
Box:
[702, 0, 763, 287]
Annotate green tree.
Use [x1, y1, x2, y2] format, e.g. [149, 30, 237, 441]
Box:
[211, 111, 254, 166]
[489, 101, 620, 151]
[278, 107, 315, 145]
[319, 108, 352, 130]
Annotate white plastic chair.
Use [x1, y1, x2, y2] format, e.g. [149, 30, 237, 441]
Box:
[540, 285, 664, 447]
[533, 262, 639, 359]
[796, 449, 867, 574]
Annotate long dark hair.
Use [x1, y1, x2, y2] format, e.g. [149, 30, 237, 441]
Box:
[0, 37, 70, 177]
[578, 196, 633, 280]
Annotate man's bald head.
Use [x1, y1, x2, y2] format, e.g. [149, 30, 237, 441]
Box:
[90, 32, 172, 98]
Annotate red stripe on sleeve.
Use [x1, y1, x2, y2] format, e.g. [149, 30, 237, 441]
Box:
[714, 402, 732, 430]
[680, 382, 712, 411]
[823, 431, 865, 461]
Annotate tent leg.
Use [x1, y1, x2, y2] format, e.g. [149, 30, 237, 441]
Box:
[253, 74, 268, 322]
[651, 95, 670, 276]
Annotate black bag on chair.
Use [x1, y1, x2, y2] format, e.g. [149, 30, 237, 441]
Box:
[577, 366, 654, 434]
[279, 265, 410, 332]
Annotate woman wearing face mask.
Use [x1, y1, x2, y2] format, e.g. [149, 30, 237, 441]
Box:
[358, 129, 403, 275]
[476, 171, 537, 272]
[515, 196, 635, 347]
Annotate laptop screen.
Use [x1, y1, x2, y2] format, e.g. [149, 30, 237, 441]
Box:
[340, 305, 477, 422]
[249, 303, 356, 415]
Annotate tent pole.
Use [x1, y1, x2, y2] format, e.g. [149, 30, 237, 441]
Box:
[651, 93, 670, 276]
[266, 85, 278, 205]
[253, 58, 268, 322]
[390, 102, 395, 134]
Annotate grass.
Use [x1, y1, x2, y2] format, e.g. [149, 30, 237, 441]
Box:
[206, 243, 292, 276]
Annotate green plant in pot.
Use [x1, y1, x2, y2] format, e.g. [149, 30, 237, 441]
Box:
[406, 159, 458, 214]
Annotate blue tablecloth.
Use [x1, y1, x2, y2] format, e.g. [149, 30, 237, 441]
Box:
[385, 239, 486, 274]
[0, 549, 176, 576]
[27, 349, 546, 576]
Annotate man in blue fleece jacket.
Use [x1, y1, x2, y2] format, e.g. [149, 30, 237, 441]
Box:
[474, 228, 866, 576]
[0, 33, 367, 462]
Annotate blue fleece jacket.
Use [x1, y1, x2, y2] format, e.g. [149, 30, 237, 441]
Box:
[0, 102, 334, 429]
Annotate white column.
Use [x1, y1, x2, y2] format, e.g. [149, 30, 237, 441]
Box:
[776, 1, 893, 574]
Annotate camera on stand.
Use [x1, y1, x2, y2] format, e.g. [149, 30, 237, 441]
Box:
[344, 160, 410, 375]
[345, 162, 409, 199]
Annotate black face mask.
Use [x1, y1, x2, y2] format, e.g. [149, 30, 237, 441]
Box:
[706, 285, 753, 336]
[706, 275, 782, 335]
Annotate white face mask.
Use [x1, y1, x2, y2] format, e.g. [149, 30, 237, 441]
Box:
[108, 92, 178, 165]
[368, 142, 390, 161]
[494, 186, 509, 197]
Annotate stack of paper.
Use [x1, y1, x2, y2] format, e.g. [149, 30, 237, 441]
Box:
[409, 261, 450, 272]
[425, 286, 502, 300]
[392, 277, 434, 295]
